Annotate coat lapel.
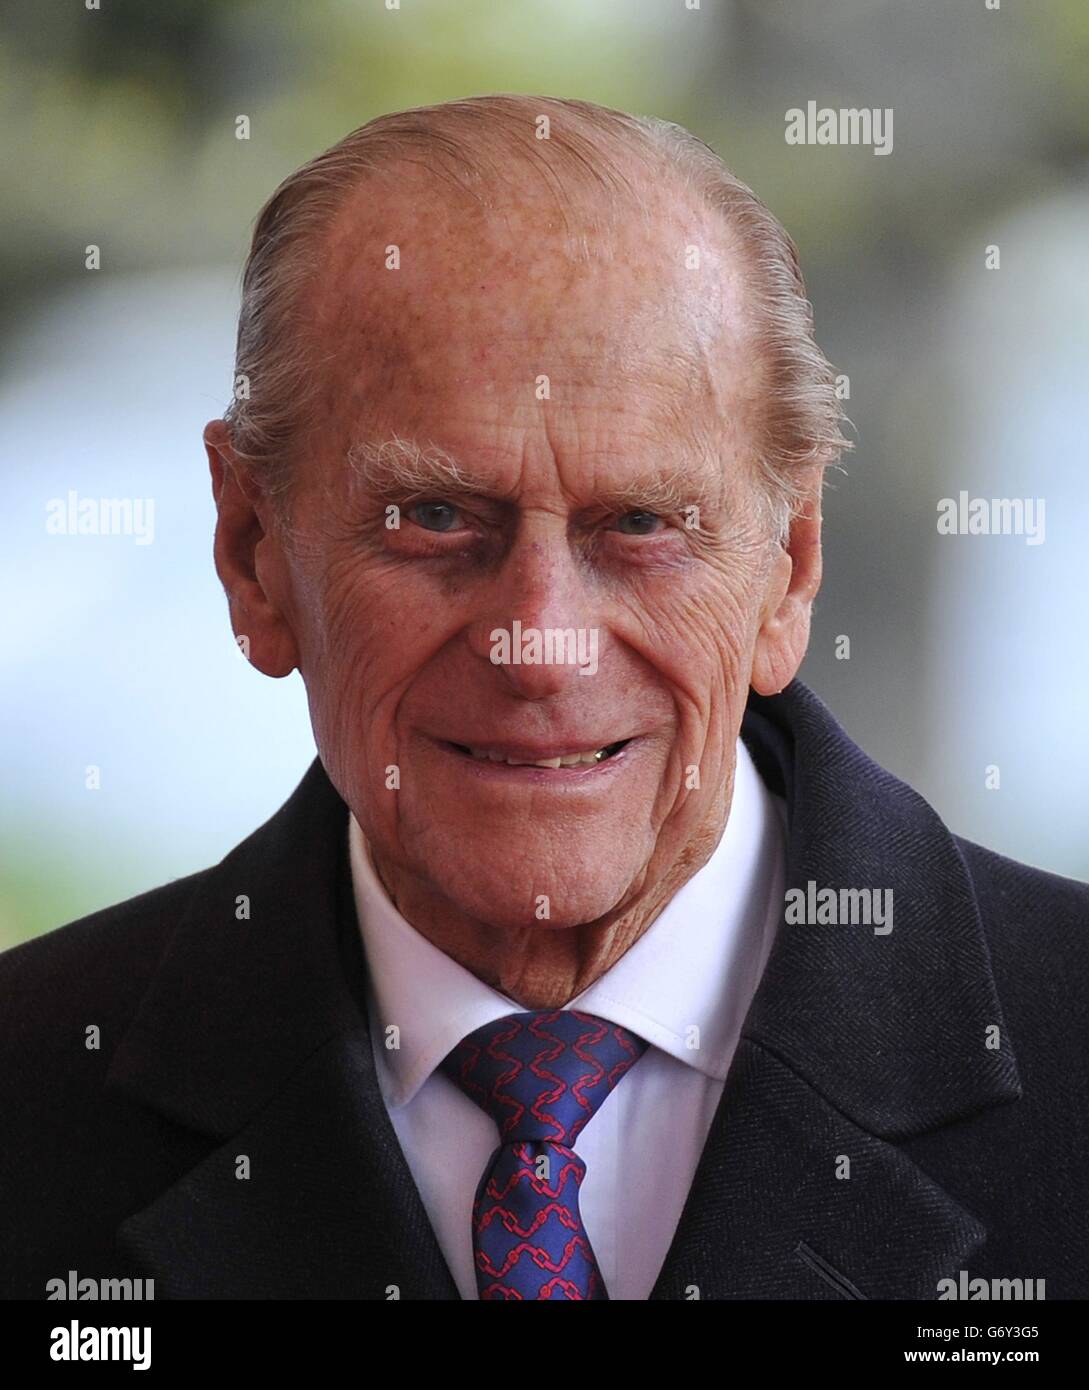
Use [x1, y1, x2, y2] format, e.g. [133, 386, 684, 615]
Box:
[648, 1039, 988, 1299]
[106, 759, 459, 1299]
[116, 1026, 458, 1299]
[650, 681, 1021, 1299]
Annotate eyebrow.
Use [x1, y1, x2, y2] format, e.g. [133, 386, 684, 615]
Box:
[345, 433, 724, 514]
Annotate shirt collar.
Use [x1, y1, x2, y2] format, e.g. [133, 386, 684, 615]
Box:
[349, 738, 786, 1108]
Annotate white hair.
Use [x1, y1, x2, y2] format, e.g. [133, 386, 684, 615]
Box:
[222, 94, 851, 543]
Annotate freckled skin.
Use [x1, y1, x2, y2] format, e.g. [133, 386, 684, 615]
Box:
[206, 162, 823, 1009]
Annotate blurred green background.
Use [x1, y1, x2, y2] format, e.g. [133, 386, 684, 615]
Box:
[2, 0, 1087, 949]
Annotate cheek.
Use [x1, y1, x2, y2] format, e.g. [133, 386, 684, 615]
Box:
[634, 562, 764, 719]
[301, 568, 428, 749]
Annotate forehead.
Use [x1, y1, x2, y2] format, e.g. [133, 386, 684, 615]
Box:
[305, 164, 761, 474]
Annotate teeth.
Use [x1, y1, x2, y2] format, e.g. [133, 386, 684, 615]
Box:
[467, 746, 610, 767]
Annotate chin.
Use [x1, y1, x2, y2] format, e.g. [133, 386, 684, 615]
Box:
[436, 857, 637, 933]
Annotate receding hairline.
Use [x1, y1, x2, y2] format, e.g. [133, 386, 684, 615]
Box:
[311, 95, 693, 230]
[302, 98, 749, 323]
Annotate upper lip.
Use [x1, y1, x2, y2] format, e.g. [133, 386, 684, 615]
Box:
[433, 735, 630, 760]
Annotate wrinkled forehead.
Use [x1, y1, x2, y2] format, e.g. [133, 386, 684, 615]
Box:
[304, 163, 760, 455]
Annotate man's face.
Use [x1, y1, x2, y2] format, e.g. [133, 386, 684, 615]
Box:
[223, 169, 810, 935]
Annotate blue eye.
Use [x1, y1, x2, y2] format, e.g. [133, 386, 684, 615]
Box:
[409, 500, 461, 532]
[616, 511, 663, 535]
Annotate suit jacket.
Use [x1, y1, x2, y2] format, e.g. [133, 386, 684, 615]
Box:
[2, 678, 1087, 1300]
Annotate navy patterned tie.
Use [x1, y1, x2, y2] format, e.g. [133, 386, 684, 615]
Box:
[439, 1009, 648, 1300]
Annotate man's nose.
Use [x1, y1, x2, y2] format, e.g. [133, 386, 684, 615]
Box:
[465, 528, 600, 698]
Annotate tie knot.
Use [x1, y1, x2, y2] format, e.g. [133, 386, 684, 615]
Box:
[439, 1009, 648, 1147]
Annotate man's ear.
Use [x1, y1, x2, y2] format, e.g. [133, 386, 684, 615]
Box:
[204, 419, 300, 679]
[750, 468, 824, 697]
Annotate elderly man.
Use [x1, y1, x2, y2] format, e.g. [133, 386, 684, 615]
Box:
[2, 96, 1087, 1303]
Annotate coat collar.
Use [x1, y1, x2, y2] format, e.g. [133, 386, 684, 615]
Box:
[738, 680, 1020, 1140]
[108, 679, 1021, 1299]
[108, 757, 461, 1297]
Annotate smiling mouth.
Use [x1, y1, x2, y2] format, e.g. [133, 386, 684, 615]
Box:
[441, 738, 632, 769]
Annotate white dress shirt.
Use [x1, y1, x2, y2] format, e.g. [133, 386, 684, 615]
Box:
[348, 738, 788, 1300]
